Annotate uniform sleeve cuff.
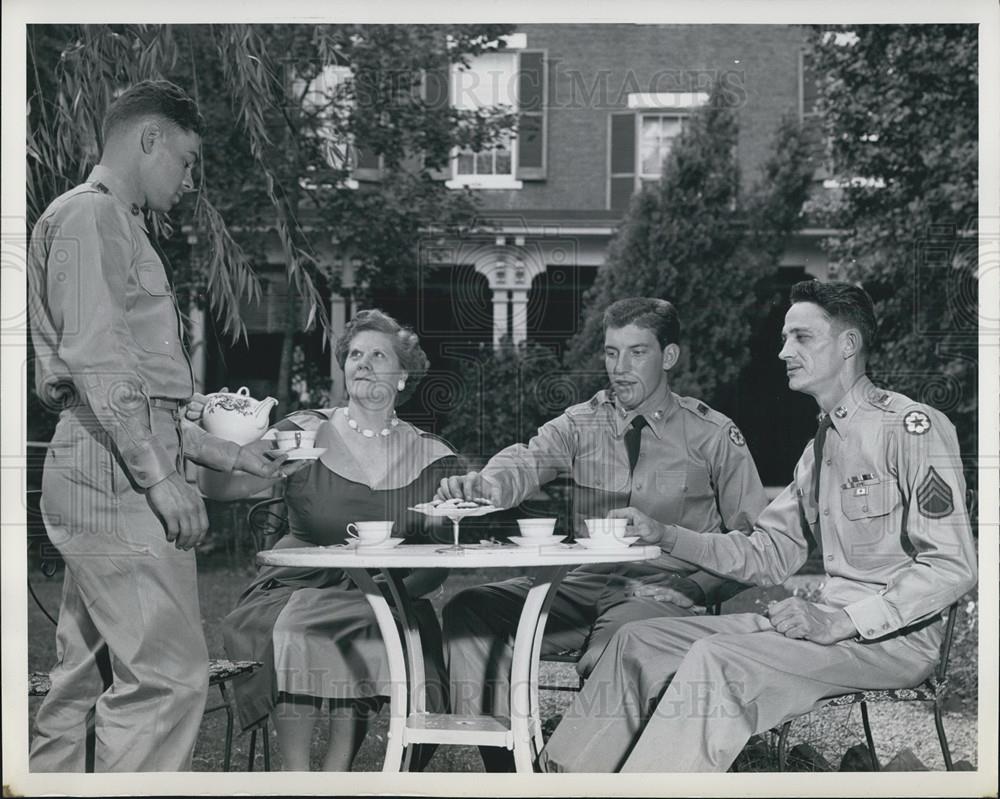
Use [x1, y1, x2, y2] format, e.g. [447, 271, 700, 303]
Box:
[668, 526, 708, 563]
[121, 439, 177, 488]
[843, 595, 894, 640]
[180, 420, 242, 472]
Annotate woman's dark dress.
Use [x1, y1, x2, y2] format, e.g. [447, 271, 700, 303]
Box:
[222, 409, 460, 729]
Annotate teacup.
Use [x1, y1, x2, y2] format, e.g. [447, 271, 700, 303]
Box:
[346, 521, 394, 546]
[516, 518, 558, 539]
[583, 517, 629, 541]
[275, 430, 317, 451]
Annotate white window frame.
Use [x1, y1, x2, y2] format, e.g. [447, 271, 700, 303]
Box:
[293, 63, 368, 190]
[625, 92, 707, 192]
[446, 35, 527, 190]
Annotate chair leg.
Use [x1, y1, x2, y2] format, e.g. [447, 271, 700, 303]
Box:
[248, 727, 258, 772]
[219, 683, 234, 772]
[859, 701, 880, 771]
[261, 720, 271, 771]
[776, 720, 792, 771]
[933, 700, 953, 770]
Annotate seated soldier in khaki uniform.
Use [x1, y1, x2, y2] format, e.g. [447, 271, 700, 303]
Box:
[539, 281, 978, 773]
[436, 297, 769, 771]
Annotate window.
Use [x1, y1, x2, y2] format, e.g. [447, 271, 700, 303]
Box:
[608, 93, 707, 211]
[293, 63, 381, 189]
[444, 37, 547, 189]
[452, 50, 518, 185]
[638, 114, 685, 184]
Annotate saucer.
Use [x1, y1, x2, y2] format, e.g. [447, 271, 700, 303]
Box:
[279, 447, 327, 461]
[575, 536, 640, 550]
[508, 535, 566, 548]
[344, 537, 404, 550]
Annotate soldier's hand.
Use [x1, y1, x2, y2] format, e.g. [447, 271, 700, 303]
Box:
[234, 439, 303, 478]
[626, 582, 704, 612]
[607, 506, 670, 547]
[147, 471, 210, 550]
[184, 392, 210, 422]
[435, 471, 500, 505]
[767, 597, 857, 645]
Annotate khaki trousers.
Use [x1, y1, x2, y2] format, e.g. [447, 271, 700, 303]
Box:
[443, 564, 701, 718]
[539, 612, 941, 773]
[29, 409, 209, 772]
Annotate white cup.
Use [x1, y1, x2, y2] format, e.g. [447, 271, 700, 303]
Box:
[346, 521, 394, 546]
[584, 517, 629, 541]
[275, 430, 317, 451]
[516, 518, 558, 539]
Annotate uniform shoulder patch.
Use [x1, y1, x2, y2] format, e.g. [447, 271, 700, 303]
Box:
[728, 425, 746, 447]
[916, 466, 954, 518]
[903, 409, 931, 435]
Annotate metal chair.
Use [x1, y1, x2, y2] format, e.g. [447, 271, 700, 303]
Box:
[776, 602, 962, 771]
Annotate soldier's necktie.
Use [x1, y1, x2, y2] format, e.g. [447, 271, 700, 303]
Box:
[625, 415, 648, 474]
[808, 413, 834, 555]
[812, 413, 833, 504]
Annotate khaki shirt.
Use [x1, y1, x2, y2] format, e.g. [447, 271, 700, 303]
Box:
[481, 389, 769, 596]
[670, 375, 978, 640]
[28, 166, 237, 487]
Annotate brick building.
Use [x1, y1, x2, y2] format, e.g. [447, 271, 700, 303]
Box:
[208, 23, 832, 480]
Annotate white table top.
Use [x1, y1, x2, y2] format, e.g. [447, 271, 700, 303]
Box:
[258, 542, 662, 569]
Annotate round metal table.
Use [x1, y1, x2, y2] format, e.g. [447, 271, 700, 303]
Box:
[257, 541, 661, 773]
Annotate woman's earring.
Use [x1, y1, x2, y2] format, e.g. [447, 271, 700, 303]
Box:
[397, 379, 406, 391]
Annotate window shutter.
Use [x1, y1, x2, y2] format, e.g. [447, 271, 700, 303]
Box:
[515, 50, 547, 180]
[424, 63, 451, 181]
[353, 145, 381, 183]
[608, 112, 636, 212]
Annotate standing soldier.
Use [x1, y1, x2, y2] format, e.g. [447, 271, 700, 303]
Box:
[437, 297, 769, 771]
[27, 80, 283, 772]
[539, 281, 978, 773]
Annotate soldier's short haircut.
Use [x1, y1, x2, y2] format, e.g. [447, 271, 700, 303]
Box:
[603, 297, 680, 348]
[102, 80, 204, 143]
[789, 280, 877, 355]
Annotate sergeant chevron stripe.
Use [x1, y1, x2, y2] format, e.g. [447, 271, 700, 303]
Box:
[916, 466, 954, 518]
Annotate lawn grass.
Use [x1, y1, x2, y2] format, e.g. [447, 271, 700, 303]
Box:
[26, 550, 979, 772]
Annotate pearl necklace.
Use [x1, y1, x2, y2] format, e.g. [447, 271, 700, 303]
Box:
[343, 406, 399, 438]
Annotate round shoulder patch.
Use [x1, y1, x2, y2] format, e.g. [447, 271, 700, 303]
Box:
[728, 425, 746, 447]
[903, 410, 931, 435]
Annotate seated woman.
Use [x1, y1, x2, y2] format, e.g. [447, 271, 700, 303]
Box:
[200, 310, 461, 771]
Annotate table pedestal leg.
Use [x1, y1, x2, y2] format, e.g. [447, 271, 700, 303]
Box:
[509, 565, 569, 773]
[345, 568, 409, 773]
[382, 569, 427, 772]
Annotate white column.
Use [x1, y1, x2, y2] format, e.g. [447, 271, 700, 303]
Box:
[329, 294, 349, 403]
[492, 291, 509, 348]
[510, 289, 529, 345]
[187, 306, 206, 393]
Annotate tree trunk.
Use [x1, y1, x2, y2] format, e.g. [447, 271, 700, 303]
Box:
[276, 284, 297, 415]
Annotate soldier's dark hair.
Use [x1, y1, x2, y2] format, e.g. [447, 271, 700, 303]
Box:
[102, 80, 204, 142]
[335, 309, 429, 404]
[603, 297, 680, 348]
[789, 280, 877, 356]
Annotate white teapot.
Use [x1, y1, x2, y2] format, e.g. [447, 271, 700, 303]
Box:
[201, 386, 277, 444]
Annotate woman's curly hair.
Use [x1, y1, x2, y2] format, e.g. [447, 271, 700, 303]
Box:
[334, 309, 429, 405]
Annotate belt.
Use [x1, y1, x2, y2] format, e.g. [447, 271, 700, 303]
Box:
[149, 397, 183, 410]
